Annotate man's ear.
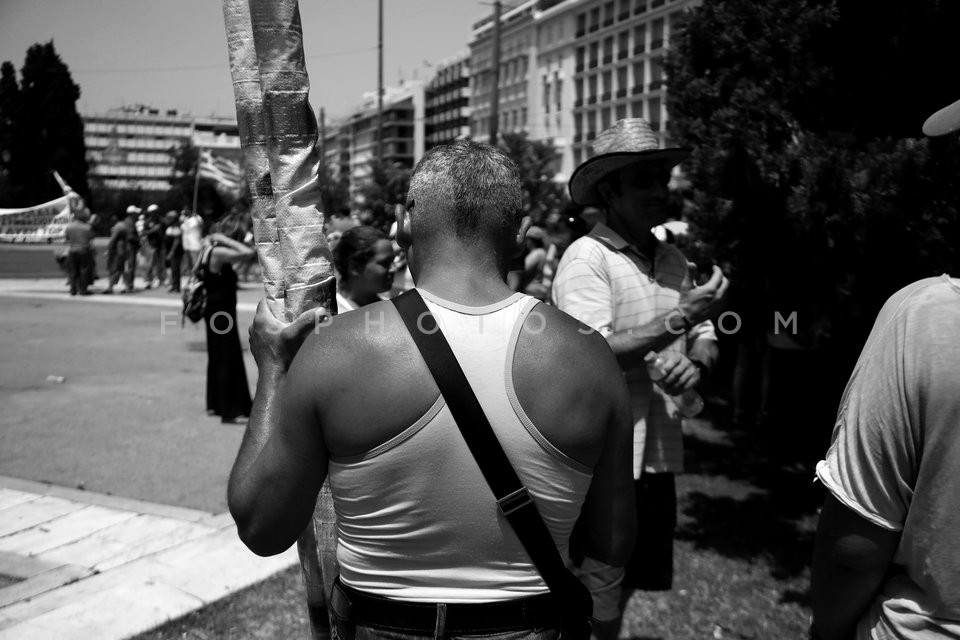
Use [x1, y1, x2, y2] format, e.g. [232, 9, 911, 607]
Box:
[515, 216, 532, 251]
[396, 202, 412, 250]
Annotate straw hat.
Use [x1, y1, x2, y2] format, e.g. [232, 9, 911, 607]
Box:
[569, 118, 690, 205]
[923, 97, 960, 136]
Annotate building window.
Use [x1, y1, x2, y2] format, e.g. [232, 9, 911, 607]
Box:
[603, 2, 615, 27]
[616, 104, 627, 120]
[650, 56, 663, 89]
[589, 7, 600, 32]
[632, 61, 645, 92]
[618, 31, 630, 59]
[601, 108, 611, 130]
[651, 18, 664, 50]
[634, 0, 647, 15]
[649, 97, 661, 129]
[634, 25, 646, 54]
[589, 42, 599, 68]
[617, 66, 629, 97]
[631, 100, 643, 118]
[576, 46, 585, 72]
[618, 0, 631, 20]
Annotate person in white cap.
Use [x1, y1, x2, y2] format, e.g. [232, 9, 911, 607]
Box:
[141, 203, 165, 289]
[552, 118, 729, 637]
[104, 205, 142, 294]
[810, 97, 960, 640]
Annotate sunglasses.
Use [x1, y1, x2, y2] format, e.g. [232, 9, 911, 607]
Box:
[631, 167, 672, 189]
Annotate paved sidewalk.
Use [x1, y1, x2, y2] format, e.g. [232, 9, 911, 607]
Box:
[0, 278, 295, 638]
[0, 276, 262, 313]
[0, 477, 297, 640]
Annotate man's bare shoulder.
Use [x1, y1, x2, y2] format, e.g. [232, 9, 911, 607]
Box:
[517, 303, 623, 396]
[290, 300, 404, 374]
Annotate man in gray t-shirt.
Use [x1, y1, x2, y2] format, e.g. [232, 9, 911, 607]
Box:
[812, 275, 960, 639]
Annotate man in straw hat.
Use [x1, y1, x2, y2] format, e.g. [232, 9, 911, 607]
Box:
[809, 98, 960, 640]
[552, 118, 729, 637]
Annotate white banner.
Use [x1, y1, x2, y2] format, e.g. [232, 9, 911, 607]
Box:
[0, 195, 72, 243]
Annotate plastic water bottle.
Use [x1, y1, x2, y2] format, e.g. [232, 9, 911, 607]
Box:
[645, 351, 704, 418]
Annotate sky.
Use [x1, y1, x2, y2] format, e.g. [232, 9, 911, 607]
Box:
[0, 0, 489, 122]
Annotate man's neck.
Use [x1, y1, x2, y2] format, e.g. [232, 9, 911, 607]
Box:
[605, 217, 658, 257]
[414, 244, 514, 306]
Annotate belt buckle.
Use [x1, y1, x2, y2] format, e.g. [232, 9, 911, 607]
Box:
[497, 487, 533, 516]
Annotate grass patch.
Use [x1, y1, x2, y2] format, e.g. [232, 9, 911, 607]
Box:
[133, 412, 819, 639]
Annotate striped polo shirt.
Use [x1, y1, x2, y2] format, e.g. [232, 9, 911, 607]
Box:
[552, 223, 715, 475]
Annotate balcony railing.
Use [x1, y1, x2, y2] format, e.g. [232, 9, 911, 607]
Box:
[649, 80, 663, 90]
[650, 38, 664, 50]
[602, 55, 613, 65]
[616, 88, 628, 98]
[632, 85, 644, 94]
[587, 95, 597, 104]
[600, 92, 611, 101]
[618, 49, 629, 60]
[634, 45, 645, 55]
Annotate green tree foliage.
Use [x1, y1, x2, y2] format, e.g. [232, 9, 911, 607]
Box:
[498, 131, 568, 224]
[0, 41, 89, 207]
[356, 159, 410, 233]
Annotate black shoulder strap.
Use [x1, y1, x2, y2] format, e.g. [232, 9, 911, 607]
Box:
[391, 289, 592, 612]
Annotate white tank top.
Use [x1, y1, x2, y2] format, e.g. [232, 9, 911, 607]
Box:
[328, 289, 594, 602]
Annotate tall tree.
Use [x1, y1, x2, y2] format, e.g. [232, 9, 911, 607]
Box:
[498, 131, 567, 224]
[0, 61, 23, 206]
[665, 0, 960, 445]
[356, 159, 410, 232]
[15, 41, 90, 205]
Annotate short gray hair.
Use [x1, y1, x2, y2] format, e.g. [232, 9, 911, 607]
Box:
[408, 140, 522, 241]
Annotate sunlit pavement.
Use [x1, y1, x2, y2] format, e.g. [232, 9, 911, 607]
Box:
[0, 277, 294, 639]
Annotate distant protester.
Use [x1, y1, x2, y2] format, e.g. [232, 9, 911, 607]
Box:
[202, 219, 256, 424]
[63, 208, 95, 296]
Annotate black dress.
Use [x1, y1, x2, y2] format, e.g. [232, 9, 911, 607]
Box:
[203, 262, 252, 422]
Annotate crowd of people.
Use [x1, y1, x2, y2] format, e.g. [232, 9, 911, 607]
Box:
[53, 105, 959, 639]
[226, 110, 960, 640]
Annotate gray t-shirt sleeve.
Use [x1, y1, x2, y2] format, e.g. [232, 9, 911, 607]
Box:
[816, 287, 920, 532]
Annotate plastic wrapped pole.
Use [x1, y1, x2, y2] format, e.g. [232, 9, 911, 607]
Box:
[222, 1, 338, 637]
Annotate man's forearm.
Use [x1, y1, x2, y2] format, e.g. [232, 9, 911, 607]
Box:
[605, 311, 688, 369]
[228, 367, 286, 528]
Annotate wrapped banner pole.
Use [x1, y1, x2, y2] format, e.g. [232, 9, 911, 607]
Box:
[222, 1, 338, 637]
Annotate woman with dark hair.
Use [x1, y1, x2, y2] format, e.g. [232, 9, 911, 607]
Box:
[332, 225, 396, 312]
[203, 219, 256, 424]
